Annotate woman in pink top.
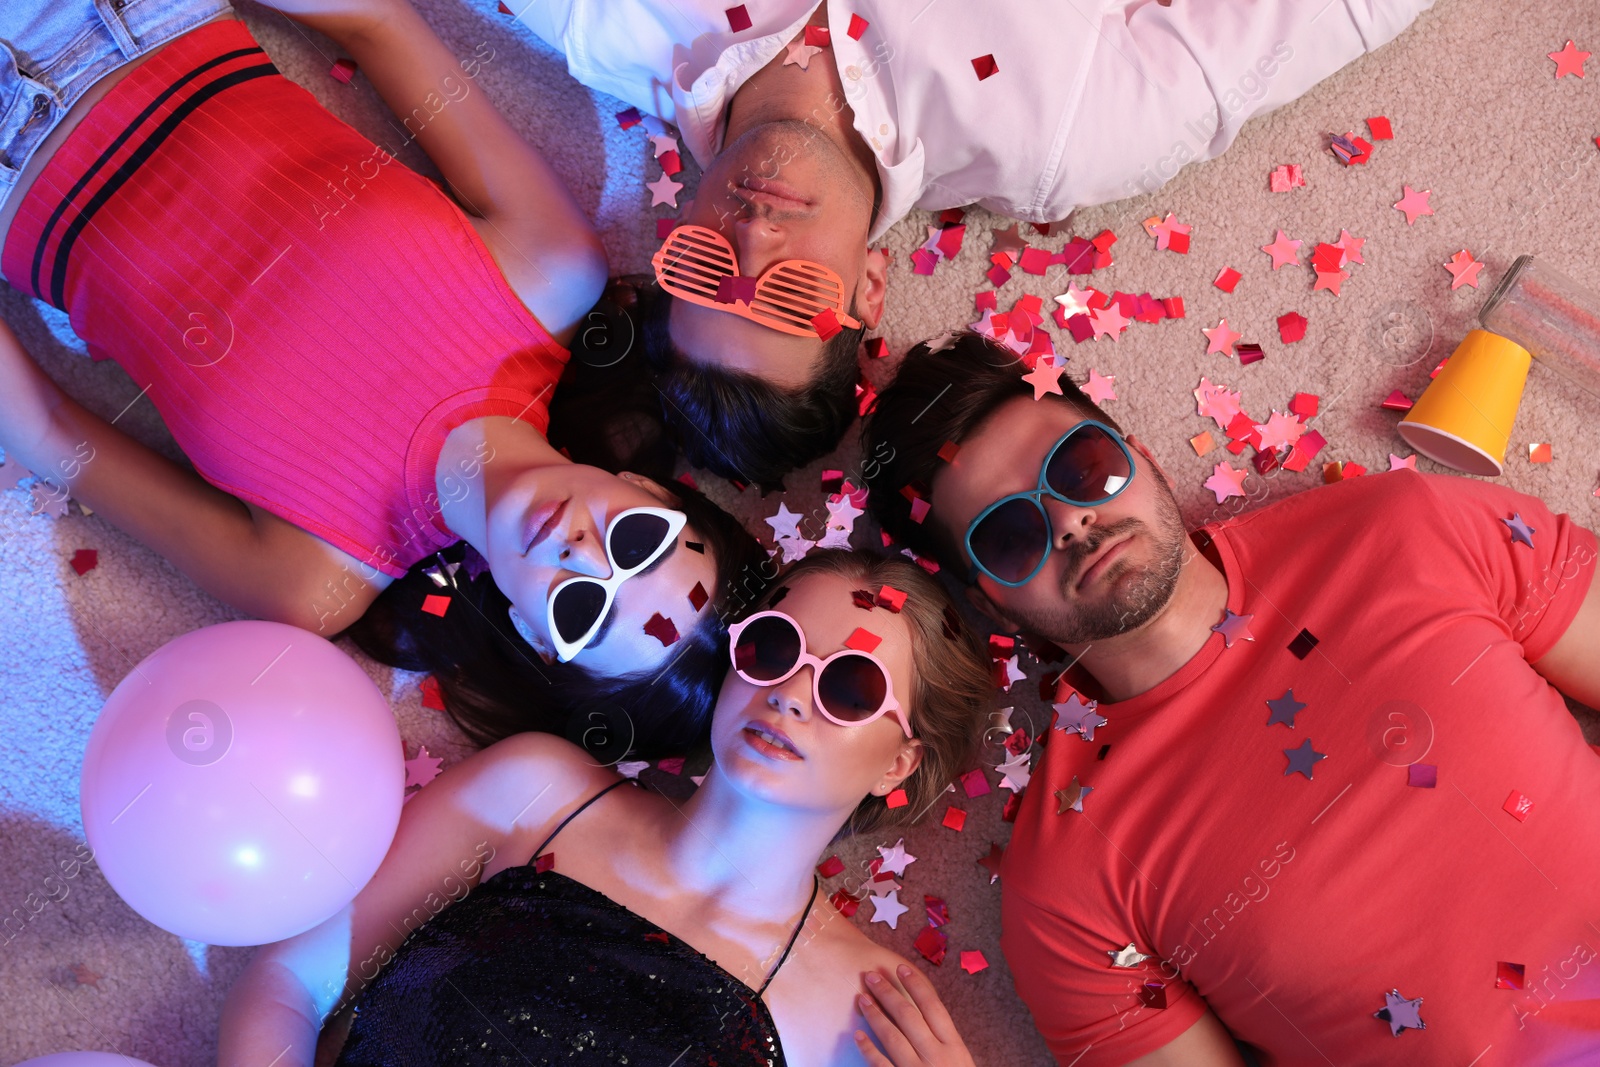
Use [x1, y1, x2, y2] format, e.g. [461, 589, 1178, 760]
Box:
[0, 0, 767, 755]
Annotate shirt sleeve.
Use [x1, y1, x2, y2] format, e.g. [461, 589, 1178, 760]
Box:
[1000, 884, 1208, 1065]
[1417, 472, 1599, 663]
[1045, 0, 1436, 216]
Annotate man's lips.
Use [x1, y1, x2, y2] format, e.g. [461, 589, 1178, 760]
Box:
[1076, 534, 1132, 591]
[742, 721, 804, 760]
[522, 497, 567, 555]
[738, 178, 813, 207]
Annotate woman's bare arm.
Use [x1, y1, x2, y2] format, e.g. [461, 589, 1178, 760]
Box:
[256, 0, 607, 341]
[0, 319, 386, 631]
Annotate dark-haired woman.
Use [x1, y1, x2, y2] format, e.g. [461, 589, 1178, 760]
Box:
[0, 0, 766, 753]
[218, 550, 988, 1066]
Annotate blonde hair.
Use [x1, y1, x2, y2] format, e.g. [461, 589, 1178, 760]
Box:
[743, 549, 993, 837]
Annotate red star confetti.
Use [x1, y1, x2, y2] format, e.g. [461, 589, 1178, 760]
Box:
[1550, 40, 1590, 79]
[1381, 389, 1414, 412]
[1444, 249, 1484, 290]
[646, 172, 684, 208]
[1194, 377, 1243, 426]
[421, 594, 451, 617]
[1393, 185, 1433, 225]
[1089, 303, 1129, 340]
[1202, 319, 1241, 357]
[961, 950, 990, 975]
[1277, 311, 1308, 344]
[876, 585, 908, 611]
[644, 612, 680, 647]
[1529, 442, 1553, 463]
[70, 549, 98, 576]
[845, 627, 882, 653]
[1022, 358, 1065, 400]
[1082, 369, 1117, 405]
[847, 13, 869, 38]
[943, 807, 967, 831]
[1261, 230, 1302, 270]
[329, 58, 358, 84]
[977, 842, 1005, 883]
[971, 54, 998, 80]
[1504, 789, 1534, 821]
[725, 4, 752, 32]
[404, 744, 444, 789]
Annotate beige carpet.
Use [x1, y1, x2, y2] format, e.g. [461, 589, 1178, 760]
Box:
[2, 0, 1598, 1063]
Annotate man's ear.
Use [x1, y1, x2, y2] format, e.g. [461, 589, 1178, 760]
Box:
[855, 248, 889, 329]
[965, 583, 1024, 633]
[619, 471, 673, 501]
[1123, 433, 1174, 489]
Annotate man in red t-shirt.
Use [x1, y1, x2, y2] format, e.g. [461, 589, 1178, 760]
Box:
[865, 335, 1600, 1066]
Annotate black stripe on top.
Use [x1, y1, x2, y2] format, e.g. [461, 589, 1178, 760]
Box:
[29, 46, 267, 300]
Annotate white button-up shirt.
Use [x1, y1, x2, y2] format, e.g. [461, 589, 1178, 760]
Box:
[519, 0, 1434, 241]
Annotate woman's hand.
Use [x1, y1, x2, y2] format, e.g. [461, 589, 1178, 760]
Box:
[853, 964, 977, 1067]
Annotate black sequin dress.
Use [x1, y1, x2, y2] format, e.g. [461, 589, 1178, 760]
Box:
[334, 779, 814, 1066]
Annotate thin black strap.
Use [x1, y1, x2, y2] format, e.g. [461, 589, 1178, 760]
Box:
[530, 777, 634, 859]
[757, 875, 821, 996]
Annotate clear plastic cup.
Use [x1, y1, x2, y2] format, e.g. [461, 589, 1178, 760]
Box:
[1479, 255, 1600, 399]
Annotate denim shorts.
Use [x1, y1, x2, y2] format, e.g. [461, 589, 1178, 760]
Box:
[1, 0, 233, 191]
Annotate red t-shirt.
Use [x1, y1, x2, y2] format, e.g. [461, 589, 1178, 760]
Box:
[1001, 470, 1600, 1065]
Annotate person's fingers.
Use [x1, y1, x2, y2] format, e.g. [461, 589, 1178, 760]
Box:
[857, 987, 924, 1065]
[863, 970, 938, 1061]
[895, 963, 961, 1042]
[853, 1027, 897, 1067]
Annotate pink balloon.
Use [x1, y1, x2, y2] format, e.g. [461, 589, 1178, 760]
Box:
[80, 621, 403, 946]
[16, 1055, 159, 1067]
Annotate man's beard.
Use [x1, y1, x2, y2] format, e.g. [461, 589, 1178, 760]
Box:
[1019, 481, 1189, 645]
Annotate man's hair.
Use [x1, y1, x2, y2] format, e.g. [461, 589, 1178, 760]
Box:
[637, 282, 864, 488]
[736, 549, 991, 839]
[862, 332, 1121, 573]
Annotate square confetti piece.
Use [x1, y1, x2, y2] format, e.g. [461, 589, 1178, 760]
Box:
[876, 585, 908, 611]
[938, 440, 961, 463]
[1381, 390, 1414, 412]
[1368, 116, 1393, 140]
[1236, 343, 1265, 365]
[817, 855, 845, 878]
[943, 807, 967, 831]
[846, 627, 882, 653]
[420, 674, 447, 711]
[960, 950, 989, 975]
[1503, 789, 1533, 821]
[804, 24, 830, 46]
[658, 150, 682, 176]
[1278, 311, 1308, 344]
[1213, 266, 1242, 293]
[1529, 442, 1553, 463]
[1287, 628, 1319, 659]
[865, 337, 888, 359]
[960, 768, 992, 798]
[985, 264, 1011, 288]
[1190, 432, 1214, 456]
[725, 5, 751, 31]
[971, 54, 998, 80]
[70, 549, 98, 576]
[847, 13, 869, 38]
[644, 612, 680, 647]
[1019, 247, 1052, 275]
[831, 889, 862, 917]
[1166, 230, 1190, 255]
[1406, 763, 1437, 788]
[909, 497, 931, 524]
[616, 107, 642, 130]
[1496, 961, 1525, 990]
[812, 308, 842, 340]
[885, 787, 909, 809]
[656, 218, 677, 240]
[421, 594, 451, 617]
[1290, 392, 1319, 419]
[1161, 295, 1186, 318]
[658, 757, 685, 775]
[534, 852, 555, 873]
[1139, 982, 1168, 1009]
[686, 581, 710, 612]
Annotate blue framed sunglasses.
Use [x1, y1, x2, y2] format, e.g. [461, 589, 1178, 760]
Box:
[964, 420, 1136, 587]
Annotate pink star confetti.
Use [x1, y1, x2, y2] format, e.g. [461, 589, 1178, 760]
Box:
[1082, 369, 1117, 405]
[1088, 303, 1128, 340]
[1444, 249, 1485, 290]
[1550, 40, 1590, 79]
[1313, 267, 1350, 296]
[783, 39, 824, 69]
[1204, 461, 1249, 504]
[1053, 284, 1094, 318]
[1211, 608, 1256, 648]
[1336, 230, 1366, 265]
[1022, 358, 1065, 400]
[1389, 453, 1418, 471]
[1254, 411, 1306, 452]
[1202, 319, 1241, 357]
[404, 744, 444, 789]
[1393, 185, 1434, 226]
[1145, 213, 1191, 254]
[646, 172, 684, 208]
[869, 888, 910, 929]
[1261, 230, 1302, 270]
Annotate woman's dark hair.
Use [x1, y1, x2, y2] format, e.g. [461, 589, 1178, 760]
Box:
[863, 331, 1119, 572]
[736, 550, 992, 839]
[348, 476, 771, 762]
[636, 282, 865, 489]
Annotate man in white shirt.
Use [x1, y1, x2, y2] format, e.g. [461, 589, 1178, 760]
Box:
[520, 0, 1435, 486]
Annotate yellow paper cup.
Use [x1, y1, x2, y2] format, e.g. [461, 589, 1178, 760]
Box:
[1398, 329, 1531, 476]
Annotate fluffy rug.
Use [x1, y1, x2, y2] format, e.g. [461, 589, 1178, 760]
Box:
[2, 0, 1596, 1063]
